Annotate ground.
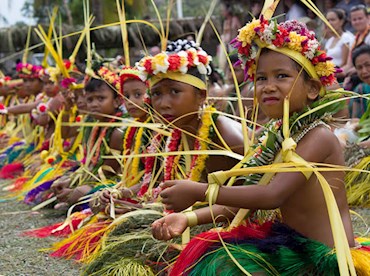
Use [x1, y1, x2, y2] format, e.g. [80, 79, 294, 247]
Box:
[0, 181, 369, 276]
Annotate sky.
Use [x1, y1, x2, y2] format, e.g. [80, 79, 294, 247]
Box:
[0, 0, 36, 28]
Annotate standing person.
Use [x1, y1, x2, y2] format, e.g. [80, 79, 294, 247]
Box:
[284, 0, 307, 20]
[152, 18, 370, 275]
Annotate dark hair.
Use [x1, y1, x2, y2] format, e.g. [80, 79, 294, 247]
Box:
[350, 4, 368, 16]
[352, 44, 370, 66]
[84, 78, 118, 98]
[260, 48, 311, 81]
[326, 8, 347, 30]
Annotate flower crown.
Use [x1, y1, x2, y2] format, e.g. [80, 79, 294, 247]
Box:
[16, 63, 43, 79]
[97, 66, 121, 92]
[136, 40, 212, 90]
[231, 17, 339, 93]
[119, 67, 149, 95]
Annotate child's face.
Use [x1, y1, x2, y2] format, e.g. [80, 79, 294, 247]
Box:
[23, 78, 43, 96]
[86, 83, 119, 121]
[355, 53, 370, 84]
[122, 79, 147, 120]
[151, 78, 206, 127]
[255, 50, 319, 119]
[43, 77, 59, 97]
[75, 90, 87, 111]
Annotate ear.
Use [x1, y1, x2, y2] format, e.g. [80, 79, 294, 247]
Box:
[113, 97, 121, 109]
[197, 89, 207, 105]
[307, 79, 321, 101]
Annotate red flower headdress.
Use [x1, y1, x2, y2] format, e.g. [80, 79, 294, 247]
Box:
[231, 16, 340, 96]
[16, 63, 43, 79]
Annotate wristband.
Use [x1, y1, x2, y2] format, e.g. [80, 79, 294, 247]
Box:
[184, 211, 198, 227]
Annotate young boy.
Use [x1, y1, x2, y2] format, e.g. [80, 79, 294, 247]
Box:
[152, 18, 370, 275]
[51, 71, 123, 206]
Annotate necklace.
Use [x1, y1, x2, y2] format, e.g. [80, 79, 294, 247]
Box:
[138, 106, 217, 198]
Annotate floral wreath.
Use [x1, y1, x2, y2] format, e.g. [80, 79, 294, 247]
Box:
[97, 66, 121, 92]
[136, 40, 213, 90]
[231, 16, 340, 96]
[16, 63, 43, 79]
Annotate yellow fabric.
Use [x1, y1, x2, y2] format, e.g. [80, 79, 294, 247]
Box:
[149, 71, 206, 90]
[255, 39, 325, 96]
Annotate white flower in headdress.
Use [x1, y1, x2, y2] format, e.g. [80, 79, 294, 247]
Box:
[261, 22, 275, 44]
[152, 52, 169, 74]
[178, 51, 189, 74]
[304, 39, 319, 60]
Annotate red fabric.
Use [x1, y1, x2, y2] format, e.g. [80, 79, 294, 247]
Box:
[170, 221, 272, 275]
[0, 163, 24, 179]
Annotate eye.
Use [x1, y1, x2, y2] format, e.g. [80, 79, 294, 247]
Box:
[170, 88, 180, 94]
[135, 92, 142, 98]
[98, 96, 104, 101]
[256, 76, 266, 81]
[151, 90, 160, 97]
[277, 73, 289, 79]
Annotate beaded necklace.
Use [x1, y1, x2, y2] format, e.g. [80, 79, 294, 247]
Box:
[242, 95, 342, 185]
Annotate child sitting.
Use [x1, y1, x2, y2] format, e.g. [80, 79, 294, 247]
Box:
[51, 70, 123, 206]
[152, 18, 370, 275]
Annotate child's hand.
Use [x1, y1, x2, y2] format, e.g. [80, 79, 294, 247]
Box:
[160, 180, 207, 212]
[151, 213, 188, 240]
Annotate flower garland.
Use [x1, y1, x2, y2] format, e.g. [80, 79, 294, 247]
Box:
[16, 63, 42, 79]
[136, 40, 212, 82]
[123, 117, 151, 179]
[98, 66, 121, 92]
[83, 112, 123, 173]
[231, 16, 339, 88]
[242, 93, 344, 185]
[137, 106, 217, 198]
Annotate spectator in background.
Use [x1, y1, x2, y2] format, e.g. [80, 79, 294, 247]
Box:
[341, 5, 370, 88]
[284, 0, 307, 21]
[336, 0, 364, 14]
[325, 9, 355, 68]
[349, 45, 370, 118]
[218, 1, 242, 71]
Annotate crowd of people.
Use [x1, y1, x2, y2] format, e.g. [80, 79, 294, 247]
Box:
[0, 0, 370, 275]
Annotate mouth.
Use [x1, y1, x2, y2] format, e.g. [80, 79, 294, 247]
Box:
[161, 114, 176, 122]
[262, 96, 280, 105]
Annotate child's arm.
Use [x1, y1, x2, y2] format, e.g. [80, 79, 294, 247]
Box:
[104, 128, 123, 173]
[7, 101, 40, 115]
[161, 126, 335, 212]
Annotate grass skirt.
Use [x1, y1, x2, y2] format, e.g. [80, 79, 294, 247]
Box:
[171, 221, 370, 276]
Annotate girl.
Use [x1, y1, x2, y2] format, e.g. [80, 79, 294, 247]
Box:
[152, 19, 370, 275]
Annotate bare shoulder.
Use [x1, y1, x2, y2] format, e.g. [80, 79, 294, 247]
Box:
[109, 128, 124, 151]
[215, 115, 244, 153]
[296, 125, 343, 165]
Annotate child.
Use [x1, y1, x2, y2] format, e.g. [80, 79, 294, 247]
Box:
[51, 70, 123, 206]
[152, 18, 370, 275]
[82, 40, 245, 275]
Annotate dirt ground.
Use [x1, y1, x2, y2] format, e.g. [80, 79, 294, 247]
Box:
[0, 180, 369, 276]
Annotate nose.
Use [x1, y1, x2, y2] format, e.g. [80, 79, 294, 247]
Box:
[261, 80, 277, 94]
[89, 99, 99, 109]
[157, 94, 171, 112]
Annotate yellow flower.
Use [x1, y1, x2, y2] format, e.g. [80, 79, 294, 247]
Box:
[288, 32, 306, 52]
[315, 61, 336, 77]
[247, 63, 257, 78]
[152, 52, 169, 74]
[238, 19, 260, 46]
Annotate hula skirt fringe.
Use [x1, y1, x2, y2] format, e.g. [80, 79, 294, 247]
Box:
[170, 222, 370, 276]
[345, 156, 370, 207]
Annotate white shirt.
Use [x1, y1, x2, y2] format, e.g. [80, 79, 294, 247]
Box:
[325, 32, 355, 67]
